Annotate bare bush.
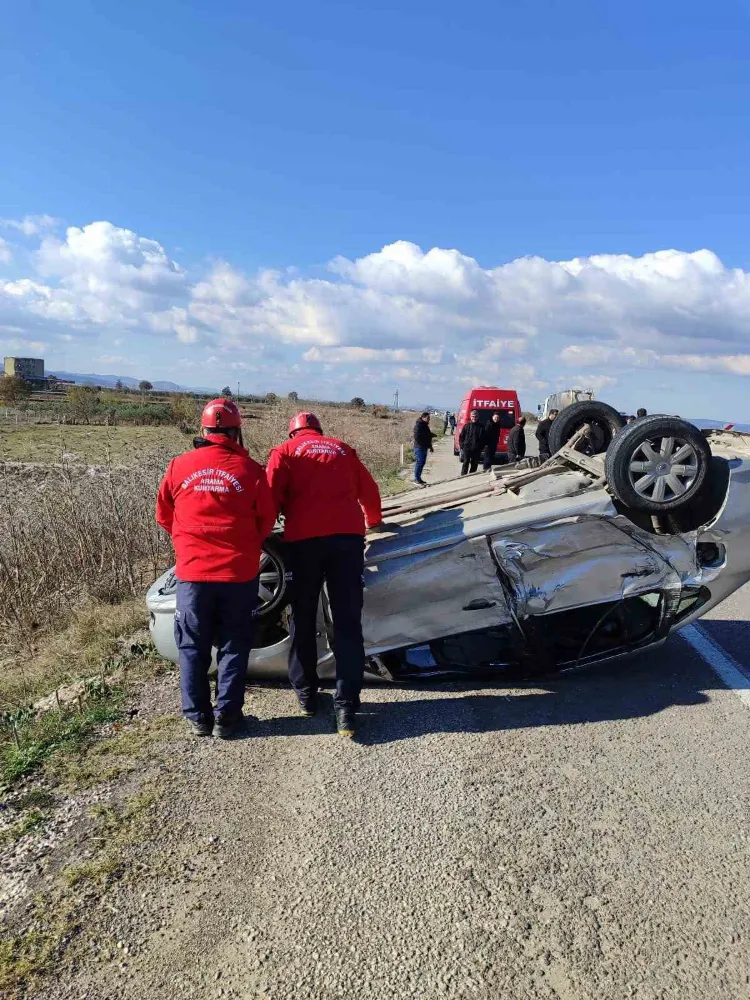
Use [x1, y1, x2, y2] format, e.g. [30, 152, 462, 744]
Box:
[241, 401, 414, 482]
[0, 454, 173, 679]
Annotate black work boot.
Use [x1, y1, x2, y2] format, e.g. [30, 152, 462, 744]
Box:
[297, 694, 317, 718]
[186, 713, 214, 738]
[214, 711, 245, 740]
[335, 706, 357, 738]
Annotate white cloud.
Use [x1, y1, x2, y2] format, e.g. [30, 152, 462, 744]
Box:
[0, 238, 12, 264]
[0, 222, 190, 339]
[3, 221, 750, 408]
[560, 344, 750, 377]
[184, 243, 750, 365]
[1, 214, 59, 237]
[0, 337, 47, 355]
[303, 346, 443, 364]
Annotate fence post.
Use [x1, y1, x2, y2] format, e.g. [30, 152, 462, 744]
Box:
[400, 443, 405, 466]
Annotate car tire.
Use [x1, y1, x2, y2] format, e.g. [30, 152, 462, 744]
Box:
[604, 415, 712, 513]
[258, 534, 290, 618]
[547, 400, 625, 456]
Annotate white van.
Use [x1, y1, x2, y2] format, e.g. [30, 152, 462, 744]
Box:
[539, 388, 594, 420]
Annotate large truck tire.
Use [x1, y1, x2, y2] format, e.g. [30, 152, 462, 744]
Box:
[548, 400, 625, 456]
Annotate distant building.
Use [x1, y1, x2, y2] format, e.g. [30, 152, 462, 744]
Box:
[4, 357, 45, 380]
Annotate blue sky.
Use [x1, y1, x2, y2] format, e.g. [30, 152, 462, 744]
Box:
[2, 0, 750, 417]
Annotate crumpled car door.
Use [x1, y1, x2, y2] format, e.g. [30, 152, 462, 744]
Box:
[492, 516, 681, 616]
[362, 535, 511, 654]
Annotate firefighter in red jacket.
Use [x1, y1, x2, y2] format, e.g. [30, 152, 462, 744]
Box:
[266, 412, 382, 737]
[156, 399, 276, 739]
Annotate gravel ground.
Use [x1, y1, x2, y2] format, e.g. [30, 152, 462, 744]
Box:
[19, 631, 750, 1000]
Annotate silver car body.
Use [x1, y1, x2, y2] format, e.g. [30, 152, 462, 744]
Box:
[147, 429, 750, 680]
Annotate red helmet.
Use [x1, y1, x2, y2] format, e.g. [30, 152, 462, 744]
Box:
[289, 411, 322, 437]
[201, 398, 242, 429]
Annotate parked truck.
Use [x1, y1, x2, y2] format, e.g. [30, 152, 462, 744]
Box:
[538, 388, 594, 420]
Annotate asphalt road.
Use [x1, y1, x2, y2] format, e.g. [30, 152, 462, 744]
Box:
[37, 432, 750, 1000]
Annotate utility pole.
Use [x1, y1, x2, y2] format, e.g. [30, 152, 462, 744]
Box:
[393, 388, 399, 411]
[237, 381, 240, 401]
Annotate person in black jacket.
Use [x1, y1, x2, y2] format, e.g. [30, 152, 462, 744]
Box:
[413, 411, 436, 486]
[482, 412, 503, 471]
[459, 410, 485, 475]
[535, 409, 558, 462]
[507, 416, 527, 464]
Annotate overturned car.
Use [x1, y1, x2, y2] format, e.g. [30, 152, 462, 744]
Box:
[147, 403, 750, 681]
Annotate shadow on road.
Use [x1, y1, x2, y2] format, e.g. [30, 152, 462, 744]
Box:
[356, 642, 717, 746]
[696, 619, 750, 677]
[246, 636, 732, 744]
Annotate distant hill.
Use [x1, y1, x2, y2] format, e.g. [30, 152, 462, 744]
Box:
[48, 371, 212, 393]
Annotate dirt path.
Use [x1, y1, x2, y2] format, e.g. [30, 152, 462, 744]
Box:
[31, 637, 750, 1000]
[423, 431, 462, 482]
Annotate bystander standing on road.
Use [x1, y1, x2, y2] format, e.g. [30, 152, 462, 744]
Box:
[442, 410, 450, 435]
[535, 408, 558, 462]
[459, 409, 486, 475]
[482, 412, 502, 471]
[266, 412, 382, 737]
[156, 399, 276, 739]
[449, 413, 456, 434]
[413, 411, 437, 487]
[507, 416, 527, 464]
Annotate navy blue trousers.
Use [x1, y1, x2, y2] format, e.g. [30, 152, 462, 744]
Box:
[174, 578, 258, 722]
[286, 534, 365, 709]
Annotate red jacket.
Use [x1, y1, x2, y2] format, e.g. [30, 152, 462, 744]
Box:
[156, 436, 277, 582]
[266, 430, 382, 542]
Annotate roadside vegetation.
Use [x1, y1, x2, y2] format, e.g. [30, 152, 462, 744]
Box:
[0, 423, 188, 464]
[0, 396, 415, 781]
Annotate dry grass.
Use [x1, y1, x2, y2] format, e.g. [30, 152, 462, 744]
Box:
[0, 424, 188, 464]
[0, 455, 172, 710]
[1, 599, 150, 709]
[240, 400, 415, 483]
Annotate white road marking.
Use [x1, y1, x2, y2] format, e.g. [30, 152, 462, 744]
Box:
[682, 624, 750, 711]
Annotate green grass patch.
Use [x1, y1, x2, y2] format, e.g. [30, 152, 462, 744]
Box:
[15, 788, 56, 809]
[1, 686, 125, 788]
[0, 910, 77, 999]
[52, 713, 180, 791]
[0, 808, 46, 846]
[60, 789, 158, 888]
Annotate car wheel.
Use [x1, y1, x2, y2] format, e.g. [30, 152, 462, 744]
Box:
[547, 400, 625, 456]
[258, 534, 290, 617]
[604, 415, 712, 513]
